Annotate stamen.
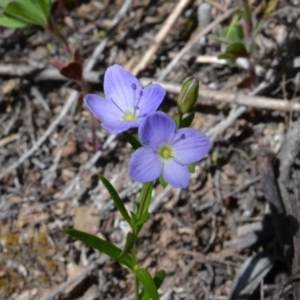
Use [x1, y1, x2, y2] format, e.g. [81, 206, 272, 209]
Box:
[133, 90, 143, 117]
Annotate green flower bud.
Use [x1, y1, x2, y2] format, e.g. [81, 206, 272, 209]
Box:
[177, 76, 199, 114]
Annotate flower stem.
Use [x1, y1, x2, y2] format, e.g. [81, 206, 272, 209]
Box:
[131, 245, 139, 299]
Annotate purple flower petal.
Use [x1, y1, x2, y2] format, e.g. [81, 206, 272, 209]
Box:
[102, 120, 137, 134]
[139, 112, 176, 150]
[172, 128, 210, 164]
[104, 64, 143, 111]
[84, 93, 122, 123]
[129, 147, 163, 182]
[138, 84, 166, 117]
[163, 160, 190, 188]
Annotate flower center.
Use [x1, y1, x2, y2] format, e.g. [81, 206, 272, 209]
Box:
[123, 111, 137, 121]
[158, 144, 173, 160]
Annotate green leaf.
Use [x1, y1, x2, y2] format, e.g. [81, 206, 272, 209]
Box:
[222, 25, 244, 43]
[187, 163, 195, 173]
[123, 131, 141, 150]
[0, 12, 27, 27]
[181, 112, 195, 128]
[218, 41, 248, 62]
[136, 182, 154, 217]
[117, 232, 136, 259]
[173, 114, 180, 128]
[136, 268, 160, 300]
[64, 229, 133, 270]
[132, 213, 151, 228]
[221, 13, 243, 43]
[159, 175, 167, 188]
[2, 0, 51, 27]
[99, 175, 131, 225]
[140, 270, 166, 300]
[264, 0, 279, 17]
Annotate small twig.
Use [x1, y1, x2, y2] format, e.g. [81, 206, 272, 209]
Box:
[0, 90, 78, 181]
[131, 0, 190, 75]
[157, 6, 239, 80]
[206, 106, 247, 142]
[31, 86, 50, 112]
[83, 0, 133, 73]
[13, 67, 300, 113]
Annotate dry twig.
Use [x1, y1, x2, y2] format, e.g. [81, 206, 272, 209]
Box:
[157, 6, 239, 80]
[0, 90, 78, 181]
[131, 0, 190, 75]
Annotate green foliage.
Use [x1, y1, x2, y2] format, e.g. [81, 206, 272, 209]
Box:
[117, 232, 136, 259]
[159, 175, 168, 188]
[0, 0, 51, 28]
[136, 182, 154, 217]
[136, 268, 160, 300]
[187, 163, 195, 173]
[123, 132, 142, 150]
[221, 24, 244, 44]
[64, 229, 134, 270]
[99, 175, 132, 225]
[177, 76, 199, 114]
[131, 213, 151, 228]
[140, 270, 166, 300]
[181, 112, 195, 128]
[218, 41, 248, 62]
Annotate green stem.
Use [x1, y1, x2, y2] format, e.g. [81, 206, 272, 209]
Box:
[242, 0, 252, 40]
[131, 245, 139, 299]
[136, 182, 152, 219]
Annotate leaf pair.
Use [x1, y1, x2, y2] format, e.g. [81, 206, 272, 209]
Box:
[64, 229, 165, 300]
[0, 0, 51, 28]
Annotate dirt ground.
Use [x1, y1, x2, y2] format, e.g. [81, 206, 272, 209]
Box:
[1, 0, 300, 299]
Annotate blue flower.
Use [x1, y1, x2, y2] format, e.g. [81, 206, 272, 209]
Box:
[84, 64, 166, 134]
[128, 112, 210, 188]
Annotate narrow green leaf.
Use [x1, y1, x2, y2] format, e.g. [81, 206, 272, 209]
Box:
[123, 131, 141, 149]
[64, 229, 133, 270]
[38, 0, 51, 20]
[140, 270, 166, 300]
[117, 232, 136, 259]
[4, 0, 50, 26]
[264, 0, 279, 17]
[136, 268, 160, 300]
[181, 113, 195, 128]
[187, 163, 195, 173]
[130, 211, 138, 224]
[99, 175, 131, 225]
[136, 182, 154, 217]
[218, 41, 248, 62]
[132, 213, 151, 228]
[159, 175, 167, 188]
[0, 0, 11, 9]
[0, 12, 27, 27]
[221, 13, 242, 42]
[173, 114, 180, 128]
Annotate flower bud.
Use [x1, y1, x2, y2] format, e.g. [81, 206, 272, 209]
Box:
[177, 76, 199, 114]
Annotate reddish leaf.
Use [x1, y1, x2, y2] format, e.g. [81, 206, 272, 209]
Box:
[60, 61, 82, 82]
[51, 60, 65, 71]
[73, 47, 82, 64]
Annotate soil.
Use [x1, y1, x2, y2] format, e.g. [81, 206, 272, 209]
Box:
[1, 1, 300, 300]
